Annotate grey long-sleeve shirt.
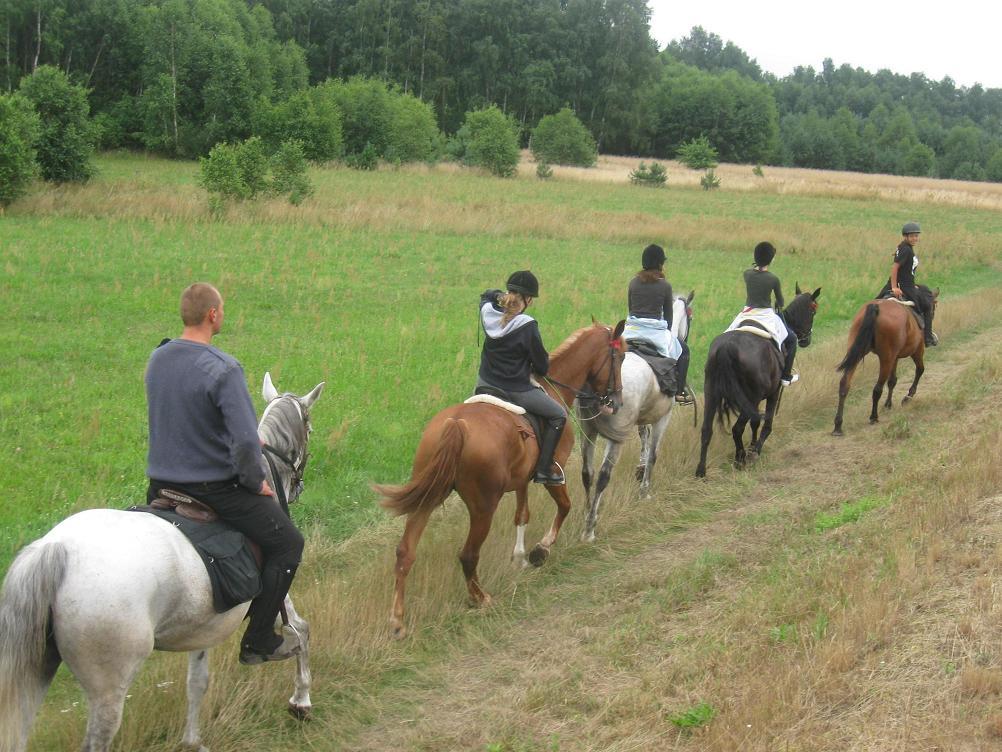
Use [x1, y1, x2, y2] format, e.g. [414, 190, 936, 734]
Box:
[145, 339, 265, 490]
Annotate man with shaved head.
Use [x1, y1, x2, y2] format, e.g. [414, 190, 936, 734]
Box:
[145, 283, 305, 665]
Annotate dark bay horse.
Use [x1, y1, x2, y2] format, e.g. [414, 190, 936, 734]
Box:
[373, 320, 625, 639]
[695, 286, 821, 478]
[832, 288, 938, 435]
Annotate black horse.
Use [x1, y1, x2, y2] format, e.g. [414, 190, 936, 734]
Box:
[695, 285, 822, 478]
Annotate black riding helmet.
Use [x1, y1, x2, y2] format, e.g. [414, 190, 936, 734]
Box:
[641, 243, 666, 270]
[506, 270, 539, 297]
[902, 222, 921, 235]
[753, 241, 776, 268]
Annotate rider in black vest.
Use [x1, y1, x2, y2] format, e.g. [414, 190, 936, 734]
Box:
[876, 222, 937, 347]
[477, 270, 567, 485]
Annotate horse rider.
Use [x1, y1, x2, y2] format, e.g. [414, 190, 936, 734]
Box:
[876, 221, 937, 347]
[145, 282, 304, 665]
[730, 241, 800, 386]
[623, 243, 692, 404]
[477, 270, 567, 485]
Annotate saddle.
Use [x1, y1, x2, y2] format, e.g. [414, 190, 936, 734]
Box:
[467, 387, 541, 446]
[130, 490, 264, 612]
[879, 294, 925, 328]
[627, 340, 680, 396]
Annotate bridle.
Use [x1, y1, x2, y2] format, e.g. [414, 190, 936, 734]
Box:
[786, 294, 817, 348]
[261, 397, 311, 516]
[545, 331, 623, 412]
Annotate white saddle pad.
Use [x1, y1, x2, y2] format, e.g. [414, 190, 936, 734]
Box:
[464, 394, 525, 414]
[885, 297, 915, 307]
[725, 307, 788, 350]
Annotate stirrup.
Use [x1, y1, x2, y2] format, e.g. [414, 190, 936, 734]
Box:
[239, 632, 301, 666]
[533, 461, 565, 485]
[781, 373, 800, 387]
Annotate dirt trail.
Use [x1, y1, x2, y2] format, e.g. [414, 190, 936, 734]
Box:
[345, 318, 1002, 751]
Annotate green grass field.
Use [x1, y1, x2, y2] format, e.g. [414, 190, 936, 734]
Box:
[2, 153, 1001, 571]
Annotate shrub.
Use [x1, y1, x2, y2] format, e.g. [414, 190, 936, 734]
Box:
[385, 93, 440, 163]
[200, 136, 312, 209]
[0, 93, 40, 207]
[530, 107, 597, 167]
[700, 168, 721, 190]
[752, 163, 765, 177]
[17, 65, 96, 182]
[346, 142, 379, 170]
[536, 161, 553, 179]
[677, 135, 718, 170]
[462, 106, 520, 177]
[325, 77, 393, 159]
[252, 86, 344, 162]
[270, 140, 313, 205]
[629, 161, 667, 187]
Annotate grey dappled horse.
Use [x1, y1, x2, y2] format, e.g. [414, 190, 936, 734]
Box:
[578, 293, 694, 542]
[0, 373, 323, 752]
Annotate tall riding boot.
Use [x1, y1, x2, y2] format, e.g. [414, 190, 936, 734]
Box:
[240, 564, 301, 664]
[922, 304, 938, 346]
[781, 335, 799, 386]
[674, 342, 693, 403]
[533, 416, 566, 485]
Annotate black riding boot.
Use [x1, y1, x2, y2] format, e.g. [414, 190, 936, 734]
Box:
[781, 333, 799, 385]
[921, 304, 938, 346]
[240, 564, 301, 664]
[674, 341, 693, 403]
[533, 415, 566, 485]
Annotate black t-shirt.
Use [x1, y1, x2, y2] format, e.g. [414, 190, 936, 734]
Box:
[891, 241, 917, 288]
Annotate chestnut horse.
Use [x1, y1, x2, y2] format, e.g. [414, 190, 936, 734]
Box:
[695, 286, 821, 478]
[374, 321, 625, 639]
[832, 288, 938, 435]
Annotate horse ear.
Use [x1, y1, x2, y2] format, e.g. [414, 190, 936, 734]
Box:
[686, 290, 695, 303]
[263, 372, 279, 403]
[795, 282, 802, 295]
[811, 287, 822, 301]
[612, 319, 626, 340]
[591, 314, 597, 326]
[933, 287, 940, 299]
[301, 381, 325, 410]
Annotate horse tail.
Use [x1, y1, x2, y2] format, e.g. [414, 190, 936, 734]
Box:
[706, 337, 761, 424]
[0, 541, 67, 751]
[837, 303, 879, 373]
[374, 418, 467, 517]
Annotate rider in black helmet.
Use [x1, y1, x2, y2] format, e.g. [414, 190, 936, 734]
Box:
[477, 271, 567, 485]
[739, 242, 800, 386]
[876, 222, 937, 346]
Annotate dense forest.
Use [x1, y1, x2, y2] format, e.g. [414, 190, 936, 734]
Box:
[2, 0, 1001, 181]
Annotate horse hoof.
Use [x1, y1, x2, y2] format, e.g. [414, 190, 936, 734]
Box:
[832, 429, 843, 437]
[288, 702, 312, 721]
[511, 554, 527, 569]
[581, 530, 596, 543]
[695, 468, 706, 478]
[902, 396, 912, 404]
[390, 620, 408, 640]
[528, 544, 549, 567]
[869, 418, 879, 425]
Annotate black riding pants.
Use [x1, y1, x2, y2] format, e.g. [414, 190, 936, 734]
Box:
[147, 478, 304, 645]
[675, 340, 691, 394]
[878, 281, 933, 327]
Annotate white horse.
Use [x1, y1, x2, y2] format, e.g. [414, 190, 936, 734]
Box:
[0, 373, 323, 752]
[578, 292, 694, 542]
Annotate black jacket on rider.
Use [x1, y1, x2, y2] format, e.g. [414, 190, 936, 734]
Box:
[478, 289, 550, 392]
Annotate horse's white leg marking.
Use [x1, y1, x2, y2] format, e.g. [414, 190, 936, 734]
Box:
[182, 650, 210, 752]
[281, 596, 312, 717]
[512, 524, 528, 567]
[584, 439, 623, 542]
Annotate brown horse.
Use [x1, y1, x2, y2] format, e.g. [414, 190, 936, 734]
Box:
[373, 320, 626, 638]
[832, 289, 938, 435]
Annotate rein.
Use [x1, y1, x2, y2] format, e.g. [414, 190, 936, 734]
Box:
[260, 398, 311, 518]
[543, 339, 622, 411]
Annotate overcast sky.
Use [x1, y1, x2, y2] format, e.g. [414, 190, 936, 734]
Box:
[648, 0, 1002, 90]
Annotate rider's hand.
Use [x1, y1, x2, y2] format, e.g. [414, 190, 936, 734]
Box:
[259, 479, 275, 496]
[892, 286, 903, 299]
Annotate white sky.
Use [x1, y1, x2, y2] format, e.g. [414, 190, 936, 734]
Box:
[648, 0, 1002, 90]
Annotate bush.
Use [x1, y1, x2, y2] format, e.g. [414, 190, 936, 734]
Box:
[385, 93, 440, 163]
[536, 161, 553, 179]
[0, 93, 40, 207]
[987, 149, 1002, 183]
[629, 161, 667, 187]
[677, 135, 718, 170]
[200, 136, 312, 209]
[462, 106, 520, 177]
[17, 65, 96, 182]
[325, 77, 393, 159]
[252, 86, 344, 162]
[752, 164, 765, 177]
[346, 142, 379, 170]
[530, 107, 597, 167]
[700, 168, 721, 190]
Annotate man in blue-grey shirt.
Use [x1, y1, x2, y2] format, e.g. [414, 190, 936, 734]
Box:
[146, 282, 304, 665]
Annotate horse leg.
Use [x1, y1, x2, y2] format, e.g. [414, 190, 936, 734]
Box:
[640, 412, 672, 495]
[903, 352, 925, 404]
[696, 395, 716, 478]
[732, 415, 750, 468]
[580, 425, 596, 500]
[390, 506, 434, 639]
[884, 366, 898, 409]
[182, 650, 210, 752]
[833, 365, 858, 436]
[512, 486, 530, 568]
[530, 485, 572, 567]
[459, 499, 500, 606]
[281, 596, 312, 719]
[635, 424, 651, 481]
[749, 416, 761, 448]
[870, 358, 893, 424]
[583, 439, 623, 543]
[753, 393, 780, 456]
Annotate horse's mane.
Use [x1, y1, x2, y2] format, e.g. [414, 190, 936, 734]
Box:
[549, 325, 603, 360]
[259, 396, 308, 456]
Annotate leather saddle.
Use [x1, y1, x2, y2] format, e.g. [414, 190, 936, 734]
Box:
[149, 489, 263, 569]
[471, 385, 542, 446]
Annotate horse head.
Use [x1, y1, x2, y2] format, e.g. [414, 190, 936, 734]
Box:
[673, 290, 695, 342]
[583, 317, 627, 414]
[260, 372, 325, 506]
[788, 284, 822, 347]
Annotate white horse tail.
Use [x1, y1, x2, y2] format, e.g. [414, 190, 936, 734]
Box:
[0, 541, 67, 752]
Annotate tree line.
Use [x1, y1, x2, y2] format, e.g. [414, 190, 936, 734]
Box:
[2, 1, 1001, 183]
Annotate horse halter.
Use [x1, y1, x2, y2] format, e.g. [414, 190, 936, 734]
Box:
[262, 397, 311, 515]
[787, 295, 817, 348]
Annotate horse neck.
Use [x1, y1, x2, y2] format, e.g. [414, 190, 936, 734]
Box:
[547, 329, 603, 399]
[783, 295, 809, 336]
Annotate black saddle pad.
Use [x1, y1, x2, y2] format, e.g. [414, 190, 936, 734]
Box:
[128, 505, 262, 613]
[627, 340, 679, 396]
